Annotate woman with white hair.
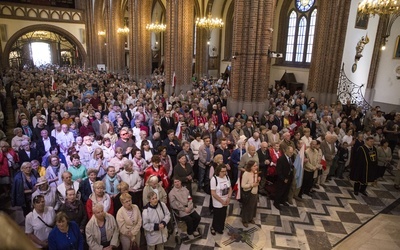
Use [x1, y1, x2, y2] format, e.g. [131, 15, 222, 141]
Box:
[142, 175, 168, 205]
[11, 127, 29, 151]
[142, 191, 170, 250]
[86, 203, 119, 249]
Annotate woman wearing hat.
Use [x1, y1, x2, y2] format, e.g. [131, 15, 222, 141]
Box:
[32, 176, 58, 209]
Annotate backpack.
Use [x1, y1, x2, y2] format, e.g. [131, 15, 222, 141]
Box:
[203, 175, 230, 195]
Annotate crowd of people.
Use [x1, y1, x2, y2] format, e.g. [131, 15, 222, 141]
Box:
[0, 64, 399, 249]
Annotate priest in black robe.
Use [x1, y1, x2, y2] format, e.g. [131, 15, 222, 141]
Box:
[350, 136, 378, 196]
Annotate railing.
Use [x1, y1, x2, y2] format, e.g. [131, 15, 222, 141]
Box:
[0, 2, 84, 23]
[337, 63, 372, 111]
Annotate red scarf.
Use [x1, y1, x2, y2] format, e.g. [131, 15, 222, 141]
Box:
[221, 112, 229, 124]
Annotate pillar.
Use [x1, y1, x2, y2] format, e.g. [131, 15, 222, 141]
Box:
[165, 0, 195, 94]
[195, 27, 208, 78]
[307, 0, 351, 105]
[103, 0, 125, 74]
[228, 0, 276, 114]
[128, 0, 152, 81]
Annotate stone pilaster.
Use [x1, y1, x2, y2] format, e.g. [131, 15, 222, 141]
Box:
[228, 0, 275, 114]
[129, 0, 152, 82]
[165, 0, 195, 95]
[195, 27, 209, 78]
[104, 0, 125, 73]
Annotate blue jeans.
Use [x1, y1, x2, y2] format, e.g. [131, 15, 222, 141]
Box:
[198, 166, 209, 190]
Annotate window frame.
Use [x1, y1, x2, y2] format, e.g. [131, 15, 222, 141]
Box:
[275, 1, 318, 68]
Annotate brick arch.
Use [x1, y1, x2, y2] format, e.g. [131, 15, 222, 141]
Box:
[2, 24, 86, 68]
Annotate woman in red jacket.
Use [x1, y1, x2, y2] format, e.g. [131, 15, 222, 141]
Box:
[0, 141, 19, 198]
[86, 180, 114, 219]
[144, 155, 169, 191]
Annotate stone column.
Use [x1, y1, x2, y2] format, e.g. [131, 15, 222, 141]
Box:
[128, 0, 152, 82]
[165, 0, 195, 95]
[307, 0, 351, 105]
[195, 27, 208, 78]
[228, 0, 275, 114]
[104, 0, 125, 73]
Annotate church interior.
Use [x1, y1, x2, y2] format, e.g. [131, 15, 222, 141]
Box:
[1, 0, 400, 249]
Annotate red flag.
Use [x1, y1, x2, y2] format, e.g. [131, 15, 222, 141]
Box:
[234, 174, 241, 200]
[172, 71, 176, 87]
[320, 155, 326, 171]
[51, 76, 57, 91]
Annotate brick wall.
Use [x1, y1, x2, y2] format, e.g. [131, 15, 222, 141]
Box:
[165, 0, 194, 93]
[231, 0, 274, 103]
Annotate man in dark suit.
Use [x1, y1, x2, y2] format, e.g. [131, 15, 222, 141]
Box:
[273, 146, 295, 210]
[160, 110, 176, 140]
[36, 129, 57, 158]
[162, 129, 182, 167]
[18, 140, 40, 164]
[242, 120, 255, 139]
[41, 102, 52, 125]
[306, 114, 317, 139]
[79, 168, 100, 204]
[32, 117, 50, 142]
[257, 142, 271, 195]
[274, 111, 284, 131]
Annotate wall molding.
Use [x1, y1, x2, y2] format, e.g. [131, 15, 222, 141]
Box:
[0, 2, 85, 23]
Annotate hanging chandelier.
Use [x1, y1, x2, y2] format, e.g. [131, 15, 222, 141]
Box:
[358, 0, 400, 16]
[117, 18, 129, 35]
[146, 22, 167, 33]
[97, 30, 106, 36]
[195, 14, 224, 30]
[117, 26, 129, 34]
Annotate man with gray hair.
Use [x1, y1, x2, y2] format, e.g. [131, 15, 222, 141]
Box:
[320, 134, 337, 186]
[247, 132, 261, 151]
[267, 125, 280, 144]
[92, 112, 103, 136]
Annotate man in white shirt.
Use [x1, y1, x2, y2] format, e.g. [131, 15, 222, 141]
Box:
[56, 124, 75, 156]
[51, 121, 63, 138]
[79, 136, 97, 168]
[247, 132, 261, 151]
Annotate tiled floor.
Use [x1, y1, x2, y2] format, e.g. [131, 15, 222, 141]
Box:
[2, 161, 400, 249]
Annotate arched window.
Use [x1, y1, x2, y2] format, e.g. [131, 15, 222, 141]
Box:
[277, 0, 317, 67]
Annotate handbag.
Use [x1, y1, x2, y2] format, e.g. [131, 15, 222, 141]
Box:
[267, 165, 276, 176]
[129, 240, 139, 250]
[240, 188, 252, 204]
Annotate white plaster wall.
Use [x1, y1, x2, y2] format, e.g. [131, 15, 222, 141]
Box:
[341, 0, 379, 96]
[373, 16, 400, 106]
[270, 65, 310, 88]
[0, 19, 86, 53]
